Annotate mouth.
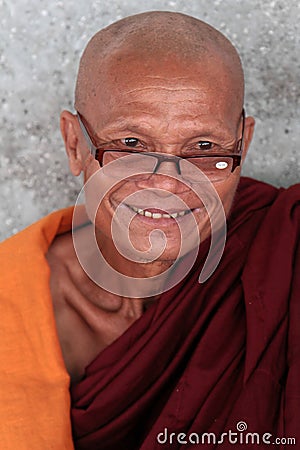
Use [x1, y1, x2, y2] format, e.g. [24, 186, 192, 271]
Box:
[126, 204, 200, 220]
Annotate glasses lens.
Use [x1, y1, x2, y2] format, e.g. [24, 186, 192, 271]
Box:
[180, 156, 233, 183]
[101, 151, 235, 183]
[102, 151, 158, 178]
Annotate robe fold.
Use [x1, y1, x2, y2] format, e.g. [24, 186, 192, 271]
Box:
[70, 177, 300, 449]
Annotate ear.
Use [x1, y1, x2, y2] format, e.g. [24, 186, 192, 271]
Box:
[241, 116, 255, 163]
[60, 110, 85, 176]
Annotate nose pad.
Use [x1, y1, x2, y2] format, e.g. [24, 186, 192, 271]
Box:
[135, 160, 188, 194]
[153, 158, 181, 176]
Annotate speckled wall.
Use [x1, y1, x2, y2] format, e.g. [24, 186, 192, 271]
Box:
[0, 0, 299, 241]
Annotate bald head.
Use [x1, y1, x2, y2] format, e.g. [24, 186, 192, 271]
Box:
[74, 11, 244, 113]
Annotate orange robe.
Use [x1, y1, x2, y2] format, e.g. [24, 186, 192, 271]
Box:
[0, 207, 75, 450]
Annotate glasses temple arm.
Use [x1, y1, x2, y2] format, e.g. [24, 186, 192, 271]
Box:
[77, 113, 97, 157]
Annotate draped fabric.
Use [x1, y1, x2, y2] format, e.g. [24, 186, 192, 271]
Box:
[0, 207, 75, 449]
[71, 177, 300, 449]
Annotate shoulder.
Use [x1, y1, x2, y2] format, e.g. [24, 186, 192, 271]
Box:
[239, 178, 300, 289]
[0, 206, 75, 295]
[234, 177, 300, 223]
[228, 177, 300, 286]
[0, 206, 74, 256]
[238, 176, 300, 243]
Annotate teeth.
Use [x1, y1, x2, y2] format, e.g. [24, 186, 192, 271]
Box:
[128, 205, 191, 219]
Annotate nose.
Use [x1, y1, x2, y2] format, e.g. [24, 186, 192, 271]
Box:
[135, 160, 189, 194]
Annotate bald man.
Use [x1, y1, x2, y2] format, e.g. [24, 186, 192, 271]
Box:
[0, 11, 299, 450]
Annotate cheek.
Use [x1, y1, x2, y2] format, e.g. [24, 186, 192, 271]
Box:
[92, 181, 136, 237]
[83, 154, 99, 182]
[214, 172, 240, 216]
[91, 200, 112, 242]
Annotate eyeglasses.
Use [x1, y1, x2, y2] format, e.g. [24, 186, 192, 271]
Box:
[76, 109, 245, 183]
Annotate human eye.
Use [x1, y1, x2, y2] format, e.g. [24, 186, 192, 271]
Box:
[197, 141, 213, 151]
[120, 137, 143, 148]
[183, 141, 216, 155]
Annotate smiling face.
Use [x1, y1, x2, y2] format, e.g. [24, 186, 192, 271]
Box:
[61, 15, 254, 272]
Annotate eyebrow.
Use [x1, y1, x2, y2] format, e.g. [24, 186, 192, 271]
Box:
[96, 120, 235, 143]
[78, 110, 244, 149]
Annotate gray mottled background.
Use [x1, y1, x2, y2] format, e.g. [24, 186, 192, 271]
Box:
[0, 0, 299, 241]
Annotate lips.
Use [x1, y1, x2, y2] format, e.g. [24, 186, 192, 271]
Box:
[127, 204, 198, 219]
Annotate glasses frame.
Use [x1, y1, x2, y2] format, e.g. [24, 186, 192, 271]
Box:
[76, 109, 246, 175]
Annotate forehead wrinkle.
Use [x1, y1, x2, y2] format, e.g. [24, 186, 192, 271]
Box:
[122, 86, 208, 95]
[97, 114, 235, 143]
[113, 87, 212, 107]
[97, 117, 155, 135]
[143, 75, 192, 81]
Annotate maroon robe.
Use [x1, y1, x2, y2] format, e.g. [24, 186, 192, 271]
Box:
[71, 177, 300, 449]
